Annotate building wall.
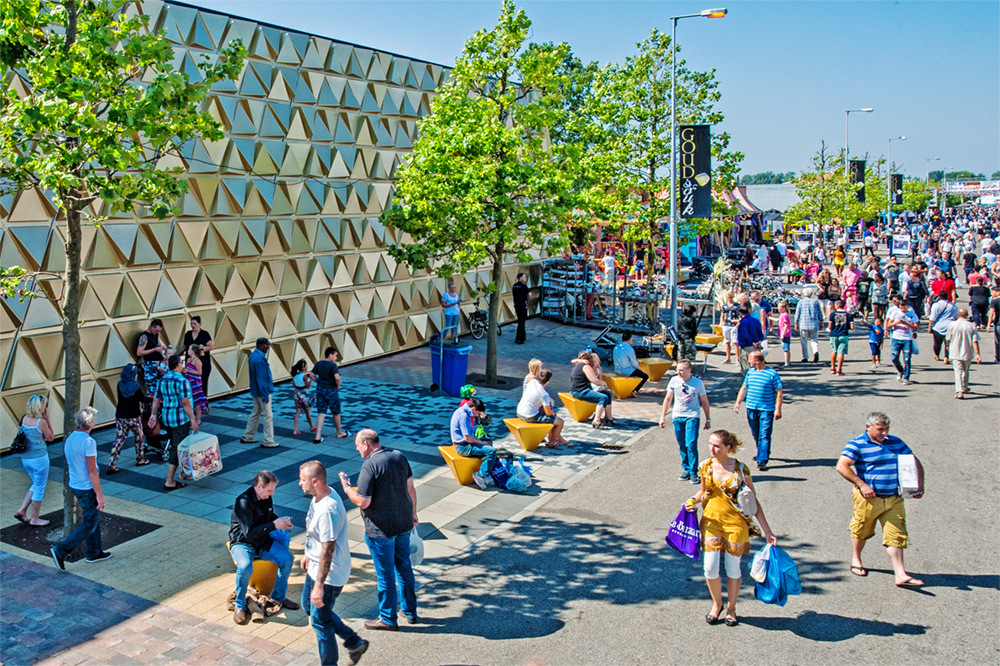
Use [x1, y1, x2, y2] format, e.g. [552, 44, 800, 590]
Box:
[0, 0, 536, 437]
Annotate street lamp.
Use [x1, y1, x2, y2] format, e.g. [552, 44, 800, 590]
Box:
[669, 7, 726, 328]
[925, 157, 940, 183]
[844, 108, 874, 174]
[886, 136, 905, 226]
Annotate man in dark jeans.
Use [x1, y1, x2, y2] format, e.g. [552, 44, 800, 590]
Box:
[513, 272, 529, 344]
[340, 429, 418, 630]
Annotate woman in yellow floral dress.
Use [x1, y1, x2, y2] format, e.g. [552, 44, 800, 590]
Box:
[690, 430, 777, 627]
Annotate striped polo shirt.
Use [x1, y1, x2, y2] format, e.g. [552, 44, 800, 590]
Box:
[841, 432, 912, 496]
[742, 367, 782, 411]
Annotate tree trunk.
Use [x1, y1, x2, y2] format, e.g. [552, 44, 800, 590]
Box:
[61, 203, 83, 537]
[486, 246, 504, 385]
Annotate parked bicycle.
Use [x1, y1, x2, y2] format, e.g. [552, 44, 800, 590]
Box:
[469, 295, 502, 340]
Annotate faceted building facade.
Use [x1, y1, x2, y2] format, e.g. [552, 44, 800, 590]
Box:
[0, 0, 535, 436]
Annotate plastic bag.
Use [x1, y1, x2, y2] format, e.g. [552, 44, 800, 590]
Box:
[911, 337, 920, 355]
[490, 458, 511, 489]
[760, 339, 770, 357]
[178, 432, 223, 481]
[408, 528, 424, 567]
[750, 544, 771, 583]
[754, 545, 801, 606]
[665, 506, 701, 561]
[504, 459, 533, 493]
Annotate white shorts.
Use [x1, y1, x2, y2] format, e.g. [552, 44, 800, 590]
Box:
[721, 325, 737, 343]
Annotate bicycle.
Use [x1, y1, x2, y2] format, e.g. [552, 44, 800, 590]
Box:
[469, 296, 502, 340]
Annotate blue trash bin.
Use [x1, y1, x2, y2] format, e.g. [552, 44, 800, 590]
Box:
[430, 344, 473, 397]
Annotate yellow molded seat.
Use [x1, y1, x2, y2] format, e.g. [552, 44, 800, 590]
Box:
[712, 325, 723, 336]
[226, 541, 278, 596]
[438, 446, 482, 485]
[503, 418, 554, 452]
[696, 333, 724, 346]
[638, 358, 674, 382]
[602, 373, 643, 400]
[558, 393, 598, 422]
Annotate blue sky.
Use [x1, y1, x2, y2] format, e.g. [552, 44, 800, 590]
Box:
[185, 0, 999, 178]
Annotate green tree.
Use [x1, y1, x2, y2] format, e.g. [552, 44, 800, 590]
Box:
[581, 28, 743, 271]
[1, 0, 245, 532]
[784, 141, 859, 231]
[901, 179, 933, 213]
[991, 170, 1000, 180]
[382, 0, 574, 385]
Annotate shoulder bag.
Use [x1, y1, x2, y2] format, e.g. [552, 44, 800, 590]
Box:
[10, 425, 27, 454]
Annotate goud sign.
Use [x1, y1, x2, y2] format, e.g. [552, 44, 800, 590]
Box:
[678, 125, 711, 219]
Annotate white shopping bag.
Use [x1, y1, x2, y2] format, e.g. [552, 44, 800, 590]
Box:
[408, 528, 424, 567]
[178, 432, 223, 481]
[750, 544, 772, 583]
[897, 454, 921, 496]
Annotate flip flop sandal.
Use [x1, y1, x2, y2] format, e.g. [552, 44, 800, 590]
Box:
[135, 459, 151, 466]
[850, 565, 868, 577]
[896, 578, 924, 588]
[162, 482, 187, 491]
[336, 430, 352, 438]
[313, 436, 325, 443]
[13, 513, 27, 524]
[29, 519, 50, 527]
[106, 466, 120, 475]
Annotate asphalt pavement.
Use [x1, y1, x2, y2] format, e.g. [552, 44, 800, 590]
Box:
[355, 328, 1000, 665]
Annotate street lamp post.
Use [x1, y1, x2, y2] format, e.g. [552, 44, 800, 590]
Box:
[669, 7, 726, 328]
[925, 157, 940, 183]
[844, 108, 873, 174]
[886, 136, 905, 226]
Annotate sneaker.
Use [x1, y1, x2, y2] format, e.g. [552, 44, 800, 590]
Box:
[757, 462, 769, 472]
[678, 472, 690, 481]
[85, 551, 113, 563]
[870, 364, 877, 370]
[800, 358, 809, 363]
[896, 373, 903, 382]
[902, 379, 911, 385]
[471, 472, 488, 490]
[50, 546, 65, 571]
[346, 639, 370, 666]
[690, 476, 701, 485]
[721, 359, 732, 364]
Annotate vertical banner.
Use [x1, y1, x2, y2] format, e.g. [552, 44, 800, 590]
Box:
[678, 125, 711, 219]
[890, 174, 903, 205]
[849, 160, 866, 202]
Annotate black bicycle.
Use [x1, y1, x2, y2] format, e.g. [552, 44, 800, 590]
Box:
[469, 296, 501, 339]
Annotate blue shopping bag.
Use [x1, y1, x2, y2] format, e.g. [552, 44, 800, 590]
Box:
[754, 544, 801, 606]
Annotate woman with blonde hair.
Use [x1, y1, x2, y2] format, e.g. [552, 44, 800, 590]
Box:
[523, 358, 543, 391]
[689, 430, 777, 627]
[13, 394, 55, 526]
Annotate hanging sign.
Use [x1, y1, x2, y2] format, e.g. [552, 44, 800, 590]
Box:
[678, 125, 712, 219]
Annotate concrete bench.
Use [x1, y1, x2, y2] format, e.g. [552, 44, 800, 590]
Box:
[637, 358, 673, 382]
[438, 446, 482, 485]
[227, 541, 277, 596]
[558, 392, 598, 422]
[602, 373, 643, 400]
[503, 418, 554, 452]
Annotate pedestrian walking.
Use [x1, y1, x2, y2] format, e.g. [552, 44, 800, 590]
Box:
[945, 308, 981, 398]
[690, 430, 777, 627]
[836, 412, 924, 588]
[870, 273, 889, 322]
[340, 429, 418, 630]
[108, 364, 150, 474]
[989, 285, 1000, 362]
[733, 351, 783, 472]
[928, 291, 958, 361]
[513, 272, 529, 344]
[241, 338, 276, 448]
[868, 318, 885, 370]
[290, 359, 315, 436]
[299, 461, 368, 666]
[776, 300, 792, 367]
[149, 355, 198, 490]
[828, 298, 855, 375]
[180, 315, 214, 397]
[658, 359, 711, 484]
[229, 470, 298, 624]
[184, 345, 209, 425]
[310, 347, 350, 442]
[50, 407, 111, 570]
[13, 395, 55, 527]
[969, 277, 991, 329]
[735, 306, 764, 372]
[885, 295, 919, 385]
[794, 287, 823, 363]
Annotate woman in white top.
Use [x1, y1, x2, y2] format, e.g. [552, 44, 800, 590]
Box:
[517, 369, 570, 447]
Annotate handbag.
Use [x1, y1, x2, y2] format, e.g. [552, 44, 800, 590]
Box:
[10, 426, 27, 454]
[665, 505, 701, 561]
[737, 479, 757, 518]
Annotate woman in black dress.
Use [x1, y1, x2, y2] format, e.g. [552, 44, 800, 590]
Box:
[181, 316, 213, 396]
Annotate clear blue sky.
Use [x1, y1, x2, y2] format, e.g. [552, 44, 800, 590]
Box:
[186, 0, 1000, 178]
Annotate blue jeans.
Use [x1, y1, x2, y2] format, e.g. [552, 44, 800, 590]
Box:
[891, 338, 912, 379]
[673, 417, 701, 478]
[301, 574, 363, 666]
[570, 388, 612, 406]
[230, 540, 294, 608]
[55, 488, 102, 560]
[746, 409, 774, 465]
[454, 442, 496, 475]
[365, 532, 417, 626]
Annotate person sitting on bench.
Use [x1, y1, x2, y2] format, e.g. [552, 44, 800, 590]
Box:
[450, 399, 496, 490]
[517, 370, 570, 447]
[613, 332, 649, 396]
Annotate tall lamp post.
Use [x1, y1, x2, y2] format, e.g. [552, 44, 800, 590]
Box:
[844, 108, 873, 174]
[886, 136, 905, 226]
[925, 156, 940, 183]
[669, 7, 726, 328]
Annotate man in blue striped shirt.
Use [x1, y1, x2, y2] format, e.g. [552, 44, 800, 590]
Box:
[733, 351, 782, 471]
[836, 412, 924, 588]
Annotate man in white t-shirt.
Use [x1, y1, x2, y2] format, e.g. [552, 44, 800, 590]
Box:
[51, 407, 110, 570]
[658, 359, 711, 484]
[885, 295, 920, 384]
[602, 251, 615, 287]
[516, 369, 569, 447]
[299, 461, 368, 666]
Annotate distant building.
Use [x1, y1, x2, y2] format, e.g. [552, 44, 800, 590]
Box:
[744, 184, 801, 213]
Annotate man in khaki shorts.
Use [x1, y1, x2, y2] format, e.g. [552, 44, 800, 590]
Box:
[836, 412, 925, 588]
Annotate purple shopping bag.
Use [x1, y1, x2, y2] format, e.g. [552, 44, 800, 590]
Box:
[665, 506, 701, 561]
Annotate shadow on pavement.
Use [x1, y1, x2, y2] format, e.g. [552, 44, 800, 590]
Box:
[740, 610, 927, 641]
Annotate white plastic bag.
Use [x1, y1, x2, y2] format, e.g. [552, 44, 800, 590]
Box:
[408, 528, 424, 567]
[750, 544, 772, 583]
[760, 340, 770, 357]
[504, 460, 533, 493]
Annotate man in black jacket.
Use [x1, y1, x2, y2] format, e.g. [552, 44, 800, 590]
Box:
[512, 272, 529, 344]
[229, 470, 298, 624]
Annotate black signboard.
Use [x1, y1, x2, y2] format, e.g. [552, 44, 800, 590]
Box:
[850, 160, 866, 202]
[678, 125, 711, 219]
[890, 174, 903, 205]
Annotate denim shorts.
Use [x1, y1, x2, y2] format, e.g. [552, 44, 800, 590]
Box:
[522, 412, 556, 424]
[316, 387, 341, 415]
[781, 337, 791, 352]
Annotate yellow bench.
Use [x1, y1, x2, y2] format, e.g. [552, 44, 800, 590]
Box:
[227, 541, 278, 596]
[438, 446, 482, 485]
[602, 373, 643, 400]
[558, 392, 598, 422]
[712, 325, 723, 336]
[696, 333, 724, 346]
[637, 358, 673, 382]
[503, 418, 554, 452]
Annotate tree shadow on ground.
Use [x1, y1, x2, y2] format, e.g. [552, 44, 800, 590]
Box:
[740, 610, 927, 641]
[406, 519, 846, 640]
